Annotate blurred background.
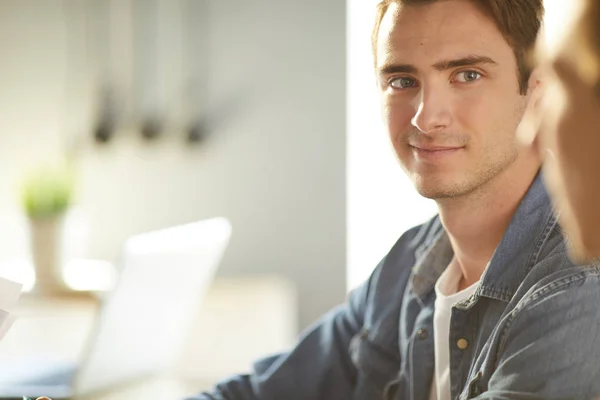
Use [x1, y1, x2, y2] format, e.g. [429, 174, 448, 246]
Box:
[0, 0, 436, 393]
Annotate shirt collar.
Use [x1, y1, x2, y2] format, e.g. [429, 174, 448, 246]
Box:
[411, 219, 452, 298]
[410, 171, 558, 302]
[478, 171, 558, 302]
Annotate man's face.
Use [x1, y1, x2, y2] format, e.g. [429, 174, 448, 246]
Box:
[376, 0, 533, 200]
[520, 0, 600, 261]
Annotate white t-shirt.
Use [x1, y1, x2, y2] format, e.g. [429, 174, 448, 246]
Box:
[429, 261, 480, 400]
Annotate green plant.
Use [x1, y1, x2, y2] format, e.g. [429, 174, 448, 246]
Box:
[20, 163, 74, 219]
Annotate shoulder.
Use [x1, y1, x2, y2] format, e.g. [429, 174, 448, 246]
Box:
[348, 214, 442, 304]
[369, 214, 442, 287]
[508, 218, 598, 309]
[499, 261, 600, 352]
[513, 263, 600, 316]
[497, 218, 600, 344]
[488, 264, 600, 399]
[350, 214, 442, 315]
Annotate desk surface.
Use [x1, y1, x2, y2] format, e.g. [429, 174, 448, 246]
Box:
[0, 276, 297, 399]
[81, 377, 208, 400]
[0, 294, 98, 363]
[0, 295, 210, 399]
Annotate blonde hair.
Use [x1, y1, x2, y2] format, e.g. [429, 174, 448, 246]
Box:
[578, 0, 600, 90]
[537, 0, 600, 91]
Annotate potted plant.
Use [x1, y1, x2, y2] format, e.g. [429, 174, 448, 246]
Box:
[20, 162, 75, 295]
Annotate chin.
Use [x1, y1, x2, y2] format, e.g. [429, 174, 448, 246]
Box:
[411, 172, 472, 200]
[414, 182, 462, 200]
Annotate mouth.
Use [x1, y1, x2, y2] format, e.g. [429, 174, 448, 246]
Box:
[409, 144, 465, 161]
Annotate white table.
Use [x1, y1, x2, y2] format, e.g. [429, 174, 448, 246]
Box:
[0, 276, 298, 399]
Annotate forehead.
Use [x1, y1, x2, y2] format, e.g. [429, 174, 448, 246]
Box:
[376, 0, 512, 68]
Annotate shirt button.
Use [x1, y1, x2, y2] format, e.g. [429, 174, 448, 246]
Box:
[416, 328, 429, 341]
[457, 338, 469, 350]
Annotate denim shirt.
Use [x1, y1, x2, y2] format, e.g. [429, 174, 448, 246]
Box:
[189, 174, 600, 400]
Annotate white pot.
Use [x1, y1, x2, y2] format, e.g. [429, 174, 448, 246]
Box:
[29, 213, 68, 295]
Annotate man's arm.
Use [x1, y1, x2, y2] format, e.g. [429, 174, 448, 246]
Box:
[185, 260, 378, 400]
[475, 268, 600, 400]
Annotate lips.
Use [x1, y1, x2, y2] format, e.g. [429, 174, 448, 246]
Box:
[409, 144, 464, 162]
[409, 144, 464, 151]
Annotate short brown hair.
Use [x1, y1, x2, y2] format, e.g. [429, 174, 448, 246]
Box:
[371, 0, 544, 95]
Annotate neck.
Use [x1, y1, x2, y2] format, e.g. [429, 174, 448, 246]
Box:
[437, 155, 540, 290]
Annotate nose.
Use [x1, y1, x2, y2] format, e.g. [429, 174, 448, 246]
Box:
[410, 86, 452, 134]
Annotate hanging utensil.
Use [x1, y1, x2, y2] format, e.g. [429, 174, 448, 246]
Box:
[134, 0, 163, 141]
[88, 0, 118, 144]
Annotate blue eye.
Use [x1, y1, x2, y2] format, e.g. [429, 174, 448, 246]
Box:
[455, 71, 482, 83]
[390, 77, 418, 89]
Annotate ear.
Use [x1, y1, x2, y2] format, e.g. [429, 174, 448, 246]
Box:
[527, 67, 543, 96]
[517, 67, 544, 146]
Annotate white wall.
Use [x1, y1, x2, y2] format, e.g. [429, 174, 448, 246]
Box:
[0, 0, 347, 330]
[346, 0, 437, 290]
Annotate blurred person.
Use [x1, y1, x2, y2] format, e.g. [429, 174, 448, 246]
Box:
[188, 1, 600, 399]
[518, 0, 600, 263]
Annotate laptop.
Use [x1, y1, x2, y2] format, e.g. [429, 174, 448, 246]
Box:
[0, 217, 232, 400]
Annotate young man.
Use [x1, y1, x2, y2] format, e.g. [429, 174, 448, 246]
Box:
[189, 1, 600, 399]
[519, 0, 600, 263]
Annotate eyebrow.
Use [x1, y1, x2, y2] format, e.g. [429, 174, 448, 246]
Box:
[432, 55, 498, 71]
[377, 54, 498, 76]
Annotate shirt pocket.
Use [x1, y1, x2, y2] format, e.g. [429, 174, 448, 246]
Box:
[349, 328, 400, 399]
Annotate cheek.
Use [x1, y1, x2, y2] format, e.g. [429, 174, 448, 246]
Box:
[383, 96, 416, 141]
[554, 84, 598, 165]
[538, 77, 571, 153]
[450, 93, 497, 149]
[538, 93, 570, 207]
[544, 93, 576, 171]
[452, 85, 505, 129]
[452, 97, 479, 131]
